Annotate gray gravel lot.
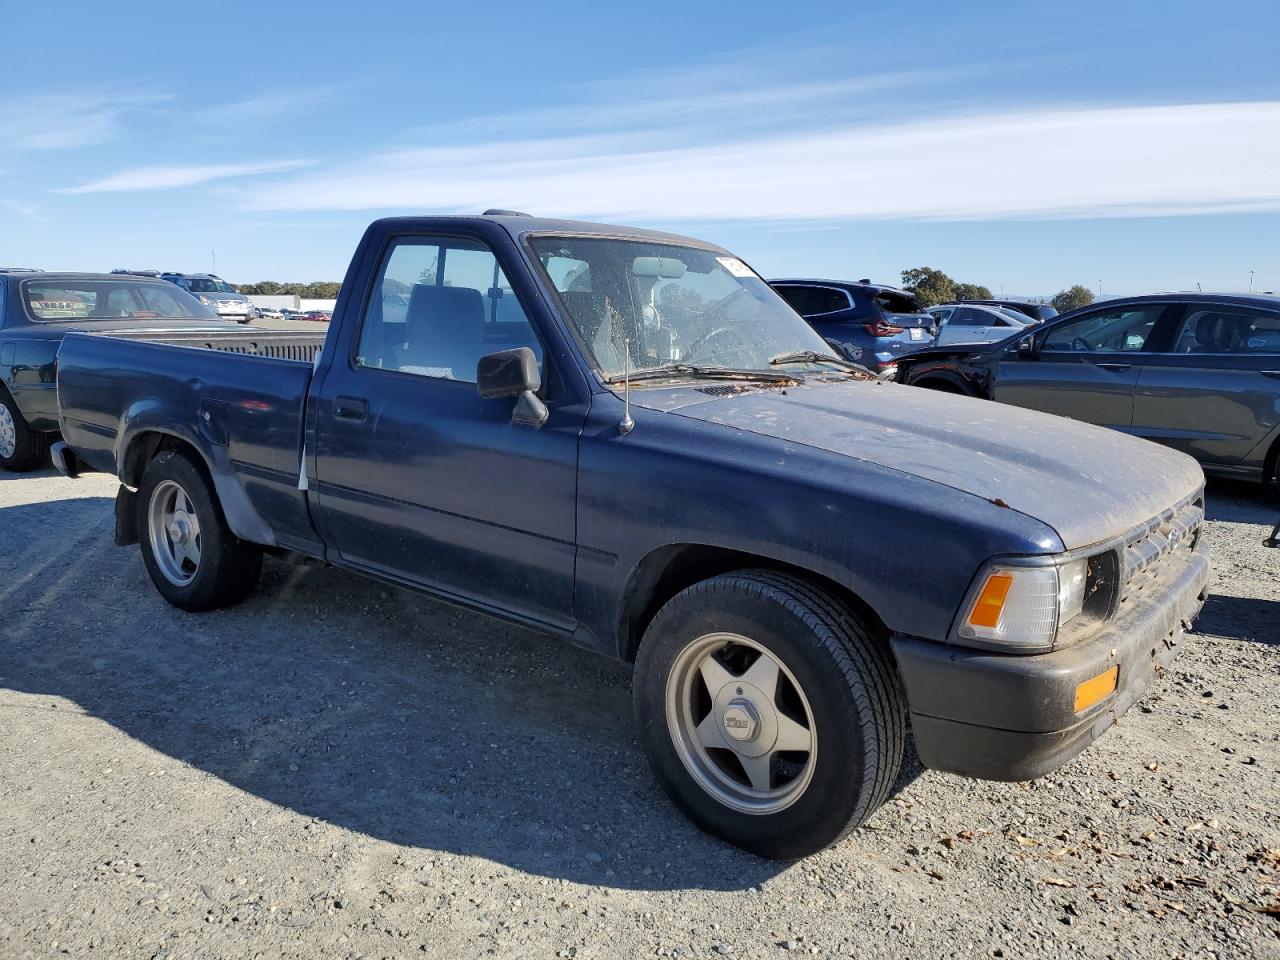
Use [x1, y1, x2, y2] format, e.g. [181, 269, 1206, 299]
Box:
[1, 469, 1276, 959]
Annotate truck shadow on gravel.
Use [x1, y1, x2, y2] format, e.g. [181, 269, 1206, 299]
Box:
[2, 497, 816, 891]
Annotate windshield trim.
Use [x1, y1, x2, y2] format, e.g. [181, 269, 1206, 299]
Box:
[18, 277, 210, 323]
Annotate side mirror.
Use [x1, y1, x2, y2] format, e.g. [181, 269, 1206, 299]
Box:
[476, 347, 548, 427]
[1016, 334, 1038, 358]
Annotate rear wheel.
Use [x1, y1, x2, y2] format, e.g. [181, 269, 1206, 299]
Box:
[0, 388, 51, 472]
[137, 450, 263, 611]
[633, 570, 905, 859]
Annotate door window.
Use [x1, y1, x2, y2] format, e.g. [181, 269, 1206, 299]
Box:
[773, 285, 847, 316]
[950, 307, 989, 327]
[804, 287, 851, 315]
[772, 285, 812, 314]
[931, 307, 954, 326]
[1171, 306, 1280, 355]
[1041, 305, 1162, 353]
[355, 237, 541, 382]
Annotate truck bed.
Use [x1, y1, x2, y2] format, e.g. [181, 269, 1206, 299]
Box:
[57, 329, 329, 553]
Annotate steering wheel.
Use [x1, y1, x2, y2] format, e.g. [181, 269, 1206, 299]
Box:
[683, 325, 744, 361]
[1072, 336, 1091, 352]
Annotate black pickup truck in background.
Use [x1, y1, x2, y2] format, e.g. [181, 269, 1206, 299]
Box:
[55, 214, 1210, 858]
[0, 271, 234, 471]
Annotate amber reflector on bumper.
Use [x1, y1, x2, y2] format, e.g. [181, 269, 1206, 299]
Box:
[1074, 665, 1119, 713]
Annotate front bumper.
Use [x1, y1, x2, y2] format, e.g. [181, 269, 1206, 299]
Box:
[892, 537, 1210, 782]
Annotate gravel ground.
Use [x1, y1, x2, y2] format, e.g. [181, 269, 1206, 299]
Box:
[1, 469, 1276, 960]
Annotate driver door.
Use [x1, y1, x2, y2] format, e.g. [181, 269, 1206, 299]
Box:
[993, 303, 1172, 429]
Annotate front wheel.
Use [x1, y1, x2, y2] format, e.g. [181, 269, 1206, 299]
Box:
[136, 450, 263, 611]
[633, 570, 905, 859]
[0, 388, 50, 472]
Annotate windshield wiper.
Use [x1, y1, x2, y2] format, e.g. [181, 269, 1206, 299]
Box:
[603, 362, 799, 386]
[768, 350, 877, 378]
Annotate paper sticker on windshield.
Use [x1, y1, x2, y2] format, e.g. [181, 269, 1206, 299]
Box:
[716, 257, 756, 279]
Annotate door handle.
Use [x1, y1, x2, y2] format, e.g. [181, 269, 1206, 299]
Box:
[332, 396, 368, 422]
[1095, 362, 1132, 372]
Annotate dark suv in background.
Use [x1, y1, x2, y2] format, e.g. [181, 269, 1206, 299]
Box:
[770, 279, 936, 377]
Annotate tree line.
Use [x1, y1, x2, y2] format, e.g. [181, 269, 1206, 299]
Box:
[899, 267, 1095, 314]
[236, 281, 342, 298]
[238, 273, 1100, 315]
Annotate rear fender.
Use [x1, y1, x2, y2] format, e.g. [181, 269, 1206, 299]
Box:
[118, 409, 277, 547]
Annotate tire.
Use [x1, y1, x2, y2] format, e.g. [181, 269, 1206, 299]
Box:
[633, 570, 905, 859]
[0, 387, 51, 472]
[136, 449, 263, 611]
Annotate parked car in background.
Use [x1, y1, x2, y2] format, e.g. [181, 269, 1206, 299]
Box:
[161, 273, 255, 323]
[928, 302, 1034, 346]
[961, 298, 1058, 322]
[301, 309, 332, 322]
[897, 293, 1280, 483]
[0, 272, 232, 471]
[769, 279, 936, 377]
[55, 214, 1210, 858]
[252, 305, 285, 321]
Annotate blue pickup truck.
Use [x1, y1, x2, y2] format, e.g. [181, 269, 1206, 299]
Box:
[54, 213, 1210, 859]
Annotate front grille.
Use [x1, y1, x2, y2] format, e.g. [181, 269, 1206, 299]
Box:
[1119, 495, 1203, 601]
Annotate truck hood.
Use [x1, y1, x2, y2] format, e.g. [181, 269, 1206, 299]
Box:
[653, 380, 1203, 551]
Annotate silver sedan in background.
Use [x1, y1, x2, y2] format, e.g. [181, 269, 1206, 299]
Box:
[928, 302, 1034, 345]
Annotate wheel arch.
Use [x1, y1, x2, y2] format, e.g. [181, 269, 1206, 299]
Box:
[909, 372, 975, 395]
[616, 543, 890, 663]
[120, 428, 277, 546]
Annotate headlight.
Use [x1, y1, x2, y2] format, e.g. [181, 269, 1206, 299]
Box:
[955, 557, 1089, 653]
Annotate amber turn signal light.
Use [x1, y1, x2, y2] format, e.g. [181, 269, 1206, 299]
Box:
[967, 573, 1014, 629]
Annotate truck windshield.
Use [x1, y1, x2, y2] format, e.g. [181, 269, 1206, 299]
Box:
[23, 279, 214, 320]
[529, 236, 838, 380]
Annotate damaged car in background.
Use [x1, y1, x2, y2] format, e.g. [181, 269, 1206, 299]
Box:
[895, 293, 1280, 484]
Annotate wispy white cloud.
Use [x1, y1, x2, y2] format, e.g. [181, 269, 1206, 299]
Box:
[0, 197, 47, 222]
[194, 87, 344, 125]
[0, 91, 169, 152]
[239, 101, 1280, 222]
[403, 70, 940, 143]
[60, 160, 314, 194]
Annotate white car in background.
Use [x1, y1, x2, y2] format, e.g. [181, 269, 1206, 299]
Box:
[928, 302, 1034, 345]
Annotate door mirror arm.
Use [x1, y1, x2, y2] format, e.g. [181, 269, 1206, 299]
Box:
[476, 347, 549, 427]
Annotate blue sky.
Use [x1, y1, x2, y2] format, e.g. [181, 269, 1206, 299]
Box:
[3, 0, 1279, 296]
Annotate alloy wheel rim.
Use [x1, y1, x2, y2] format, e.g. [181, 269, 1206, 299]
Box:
[665, 632, 817, 815]
[0, 403, 16, 459]
[147, 479, 202, 586]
